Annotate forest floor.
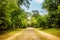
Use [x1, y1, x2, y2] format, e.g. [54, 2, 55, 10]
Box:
[1, 28, 60, 40]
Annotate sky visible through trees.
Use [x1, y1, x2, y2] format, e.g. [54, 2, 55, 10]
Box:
[0, 0, 60, 32]
[0, 0, 60, 40]
[21, 0, 47, 15]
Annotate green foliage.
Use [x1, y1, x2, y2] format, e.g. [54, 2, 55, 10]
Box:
[41, 0, 60, 28]
[0, 0, 30, 32]
[18, 0, 32, 8]
[0, 0, 18, 30]
[0, 0, 60, 32]
[41, 28, 60, 37]
[30, 10, 42, 28]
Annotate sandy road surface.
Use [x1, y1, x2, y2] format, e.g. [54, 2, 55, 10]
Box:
[13, 28, 41, 40]
[6, 28, 60, 40]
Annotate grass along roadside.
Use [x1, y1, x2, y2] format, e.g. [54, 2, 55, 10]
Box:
[34, 29, 48, 40]
[0, 29, 23, 40]
[36, 28, 60, 37]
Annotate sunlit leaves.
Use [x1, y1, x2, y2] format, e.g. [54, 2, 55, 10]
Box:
[0, 0, 30, 31]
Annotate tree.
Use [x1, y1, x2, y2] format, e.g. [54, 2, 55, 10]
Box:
[0, 0, 18, 31]
[42, 0, 60, 28]
[0, 0, 31, 32]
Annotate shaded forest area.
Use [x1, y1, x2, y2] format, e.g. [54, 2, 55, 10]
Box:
[0, 0, 60, 33]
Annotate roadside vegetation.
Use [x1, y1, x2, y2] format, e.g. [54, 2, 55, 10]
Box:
[0, 29, 23, 40]
[0, 0, 31, 33]
[36, 28, 60, 37]
[41, 28, 60, 37]
[0, 0, 60, 39]
[30, 0, 60, 37]
[34, 30, 48, 40]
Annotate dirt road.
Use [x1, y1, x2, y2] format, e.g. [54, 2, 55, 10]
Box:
[12, 28, 41, 40]
[6, 28, 60, 40]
